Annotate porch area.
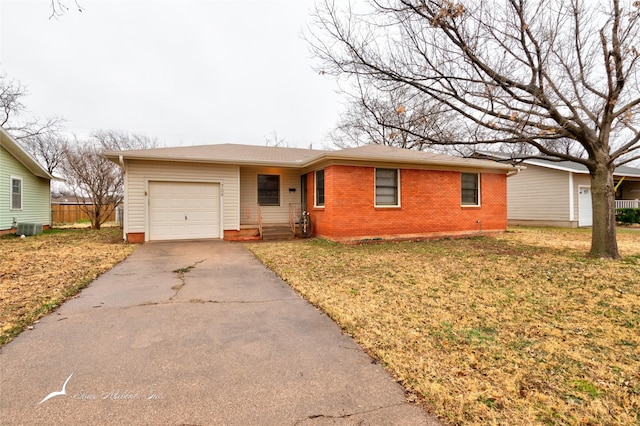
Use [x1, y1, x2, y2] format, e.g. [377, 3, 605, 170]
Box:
[616, 199, 640, 209]
[227, 202, 305, 241]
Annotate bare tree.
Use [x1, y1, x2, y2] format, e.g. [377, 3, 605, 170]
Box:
[264, 130, 290, 147]
[0, 73, 64, 141]
[330, 81, 457, 150]
[20, 133, 68, 176]
[62, 131, 158, 229]
[91, 129, 158, 151]
[49, 0, 84, 19]
[308, 0, 640, 259]
[63, 140, 122, 230]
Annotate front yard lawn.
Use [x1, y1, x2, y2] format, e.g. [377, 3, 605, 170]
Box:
[248, 227, 640, 425]
[0, 228, 135, 346]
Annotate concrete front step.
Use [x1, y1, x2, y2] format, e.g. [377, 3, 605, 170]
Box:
[261, 225, 295, 241]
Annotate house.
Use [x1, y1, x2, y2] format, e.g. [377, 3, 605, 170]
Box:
[103, 143, 515, 243]
[474, 152, 640, 227]
[0, 126, 53, 234]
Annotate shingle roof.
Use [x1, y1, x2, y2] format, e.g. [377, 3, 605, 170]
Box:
[475, 150, 640, 177]
[104, 144, 326, 167]
[325, 144, 512, 169]
[104, 143, 514, 172]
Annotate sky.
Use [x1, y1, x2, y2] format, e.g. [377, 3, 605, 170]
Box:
[0, 0, 344, 149]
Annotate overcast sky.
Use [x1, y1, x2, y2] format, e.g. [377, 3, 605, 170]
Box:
[0, 0, 343, 149]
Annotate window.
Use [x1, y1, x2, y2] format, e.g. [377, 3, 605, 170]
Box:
[10, 177, 22, 210]
[258, 174, 280, 206]
[375, 168, 399, 206]
[461, 173, 480, 206]
[315, 169, 325, 207]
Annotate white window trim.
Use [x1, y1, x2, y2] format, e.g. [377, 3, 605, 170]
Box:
[10, 176, 23, 210]
[461, 172, 481, 207]
[314, 169, 325, 208]
[374, 168, 401, 208]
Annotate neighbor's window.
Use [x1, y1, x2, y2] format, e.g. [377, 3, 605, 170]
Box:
[375, 168, 399, 206]
[315, 169, 325, 207]
[10, 177, 22, 210]
[258, 174, 280, 206]
[461, 173, 480, 206]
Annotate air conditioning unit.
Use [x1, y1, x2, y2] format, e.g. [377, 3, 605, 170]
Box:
[16, 223, 43, 236]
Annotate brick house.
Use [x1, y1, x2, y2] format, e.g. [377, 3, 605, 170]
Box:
[104, 144, 514, 243]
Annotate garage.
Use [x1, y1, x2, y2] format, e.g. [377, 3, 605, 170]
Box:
[148, 181, 221, 240]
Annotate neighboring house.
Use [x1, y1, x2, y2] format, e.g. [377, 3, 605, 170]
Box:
[0, 126, 53, 234]
[104, 144, 514, 243]
[474, 151, 640, 228]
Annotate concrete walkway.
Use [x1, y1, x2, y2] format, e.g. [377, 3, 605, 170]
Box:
[0, 241, 441, 425]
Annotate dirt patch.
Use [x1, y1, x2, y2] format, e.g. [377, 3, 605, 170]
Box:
[0, 228, 136, 345]
[248, 228, 640, 425]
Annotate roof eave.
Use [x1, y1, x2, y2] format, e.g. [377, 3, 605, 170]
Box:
[106, 151, 514, 173]
[302, 153, 515, 172]
[105, 153, 311, 168]
[0, 127, 54, 180]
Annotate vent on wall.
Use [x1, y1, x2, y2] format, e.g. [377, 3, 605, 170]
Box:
[16, 223, 43, 236]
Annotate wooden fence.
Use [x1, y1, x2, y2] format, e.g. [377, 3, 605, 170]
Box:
[51, 204, 117, 224]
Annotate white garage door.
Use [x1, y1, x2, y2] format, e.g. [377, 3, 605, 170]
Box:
[578, 186, 592, 227]
[149, 181, 220, 240]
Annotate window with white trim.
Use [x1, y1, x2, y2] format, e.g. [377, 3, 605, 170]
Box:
[258, 174, 280, 206]
[10, 177, 22, 210]
[375, 168, 399, 206]
[315, 169, 325, 207]
[461, 173, 480, 206]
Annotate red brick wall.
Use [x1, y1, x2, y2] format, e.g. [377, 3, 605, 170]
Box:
[306, 165, 507, 241]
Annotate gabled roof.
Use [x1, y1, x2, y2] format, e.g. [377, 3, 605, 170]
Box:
[104, 143, 514, 172]
[475, 150, 640, 178]
[0, 126, 53, 180]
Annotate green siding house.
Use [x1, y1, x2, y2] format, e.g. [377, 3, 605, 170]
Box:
[0, 126, 53, 233]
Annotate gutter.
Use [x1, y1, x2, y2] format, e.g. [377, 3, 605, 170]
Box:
[506, 165, 525, 177]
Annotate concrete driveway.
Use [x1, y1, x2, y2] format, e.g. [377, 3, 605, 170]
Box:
[0, 241, 441, 425]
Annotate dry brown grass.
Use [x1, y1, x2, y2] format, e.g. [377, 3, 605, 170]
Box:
[0, 228, 136, 346]
[247, 227, 640, 425]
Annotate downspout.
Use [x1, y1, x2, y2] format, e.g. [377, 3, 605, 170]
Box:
[502, 166, 522, 231]
[119, 155, 126, 241]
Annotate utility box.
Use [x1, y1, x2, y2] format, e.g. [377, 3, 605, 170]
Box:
[16, 223, 43, 236]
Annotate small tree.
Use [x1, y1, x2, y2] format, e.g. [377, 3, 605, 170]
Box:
[62, 131, 158, 229]
[62, 140, 122, 230]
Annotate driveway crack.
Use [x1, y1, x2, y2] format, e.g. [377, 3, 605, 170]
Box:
[133, 298, 298, 308]
[293, 402, 412, 425]
[170, 259, 206, 300]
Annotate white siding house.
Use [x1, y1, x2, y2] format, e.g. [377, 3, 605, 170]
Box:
[123, 160, 240, 242]
[478, 152, 640, 228]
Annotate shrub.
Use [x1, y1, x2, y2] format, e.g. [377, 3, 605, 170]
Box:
[616, 208, 640, 224]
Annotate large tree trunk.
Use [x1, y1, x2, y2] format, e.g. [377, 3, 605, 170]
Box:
[589, 166, 620, 259]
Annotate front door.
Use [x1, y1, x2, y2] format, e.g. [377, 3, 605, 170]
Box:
[578, 186, 592, 227]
